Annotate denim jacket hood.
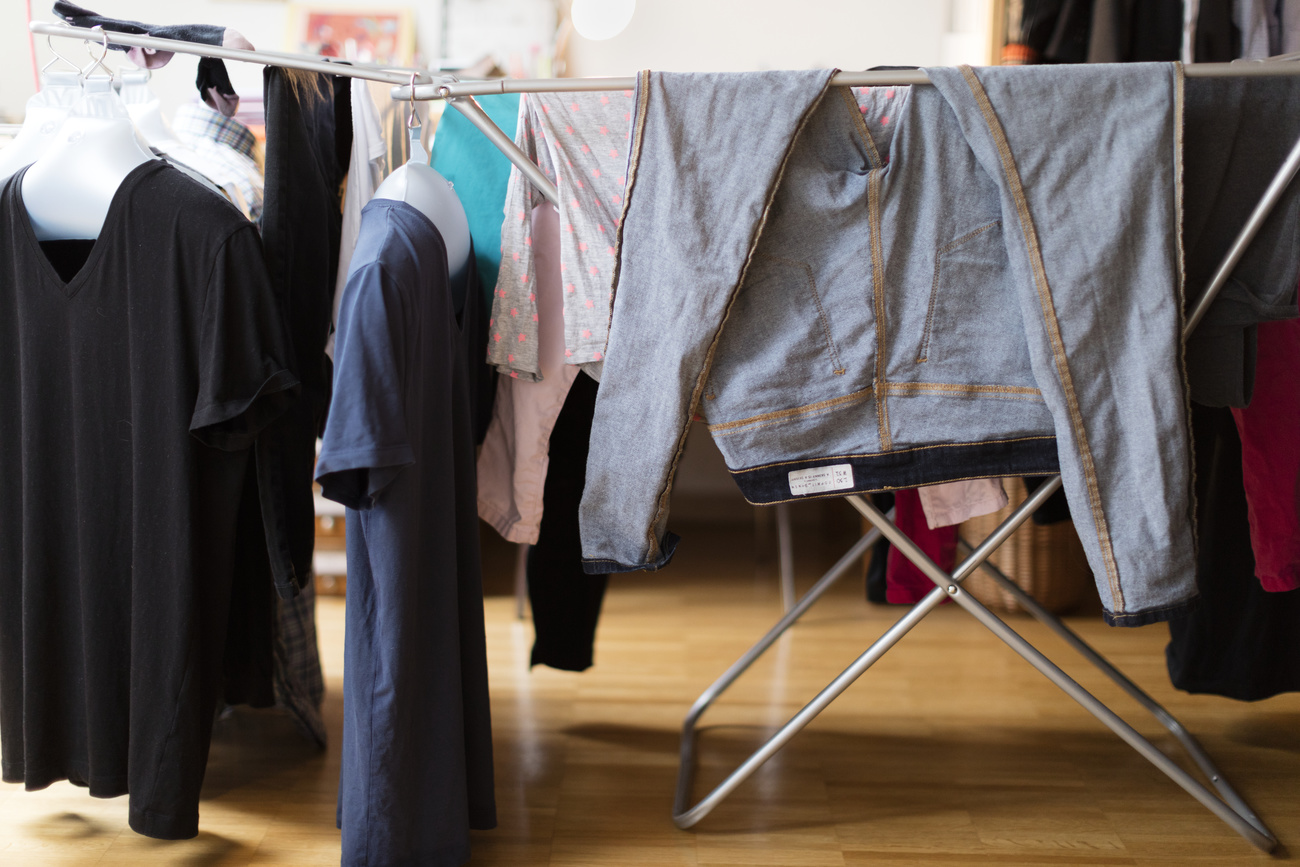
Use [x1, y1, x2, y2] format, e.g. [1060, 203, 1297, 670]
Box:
[580, 64, 1198, 626]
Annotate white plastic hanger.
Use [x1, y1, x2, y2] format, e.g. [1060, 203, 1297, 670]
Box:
[21, 27, 158, 241]
[0, 38, 85, 183]
[373, 73, 472, 306]
[114, 64, 248, 210]
[117, 66, 180, 150]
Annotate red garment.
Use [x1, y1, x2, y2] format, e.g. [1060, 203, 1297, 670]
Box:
[1231, 316, 1300, 592]
[885, 488, 959, 604]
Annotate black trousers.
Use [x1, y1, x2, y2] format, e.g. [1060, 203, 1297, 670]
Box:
[527, 372, 609, 672]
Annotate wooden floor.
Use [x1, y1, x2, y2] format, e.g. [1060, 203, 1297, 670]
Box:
[2, 520, 1299, 865]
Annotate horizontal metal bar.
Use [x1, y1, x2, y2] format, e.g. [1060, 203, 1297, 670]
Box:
[31, 19, 1300, 102]
[30, 21, 427, 86]
[392, 60, 1300, 101]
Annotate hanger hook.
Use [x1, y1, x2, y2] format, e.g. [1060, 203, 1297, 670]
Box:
[81, 25, 113, 80]
[407, 71, 420, 130]
[41, 30, 80, 75]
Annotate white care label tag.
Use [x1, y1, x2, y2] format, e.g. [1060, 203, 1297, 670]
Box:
[787, 464, 854, 496]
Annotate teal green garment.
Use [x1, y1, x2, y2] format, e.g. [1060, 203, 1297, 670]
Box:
[431, 93, 522, 309]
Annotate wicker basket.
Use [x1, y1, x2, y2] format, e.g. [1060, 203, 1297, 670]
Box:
[957, 479, 1094, 615]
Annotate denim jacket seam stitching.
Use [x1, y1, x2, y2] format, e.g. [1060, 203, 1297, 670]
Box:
[706, 386, 873, 432]
[643, 71, 839, 563]
[603, 70, 651, 354]
[885, 381, 1042, 397]
[868, 168, 890, 450]
[1171, 62, 1199, 559]
[958, 64, 1123, 609]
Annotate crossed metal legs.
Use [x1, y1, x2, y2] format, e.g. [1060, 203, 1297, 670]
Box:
[671, 480, 1278, 852]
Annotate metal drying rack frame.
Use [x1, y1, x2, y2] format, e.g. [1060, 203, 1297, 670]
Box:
[29, 18, 1299, 851]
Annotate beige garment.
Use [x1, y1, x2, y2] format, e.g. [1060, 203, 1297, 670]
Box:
[477, 202, 578, 543]
[917, 478, 1009, 529]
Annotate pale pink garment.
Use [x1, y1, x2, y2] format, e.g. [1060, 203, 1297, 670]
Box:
[477, 202, 579, 543]
[917, 478, 1008, 529]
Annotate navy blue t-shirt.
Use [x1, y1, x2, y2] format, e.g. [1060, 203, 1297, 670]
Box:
[316, 199, 495, 867]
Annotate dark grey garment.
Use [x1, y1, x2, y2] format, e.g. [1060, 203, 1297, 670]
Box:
[1194, 0, 1242, 61]
[317, 199, 496, 867]
[257, 65, 350, 586]
[1183, 75, 1300, 408]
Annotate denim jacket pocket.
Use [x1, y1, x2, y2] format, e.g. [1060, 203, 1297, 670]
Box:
[910, 219, 1034, 386]
[717, 251, 850, 385]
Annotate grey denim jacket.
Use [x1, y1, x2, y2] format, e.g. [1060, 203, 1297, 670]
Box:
[579, 64, 1199, 626]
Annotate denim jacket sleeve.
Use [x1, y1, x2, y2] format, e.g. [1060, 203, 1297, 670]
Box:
[578, 69, 837, 573]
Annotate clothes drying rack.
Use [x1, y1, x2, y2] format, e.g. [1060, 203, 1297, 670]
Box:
[28, 19, 1298, 852]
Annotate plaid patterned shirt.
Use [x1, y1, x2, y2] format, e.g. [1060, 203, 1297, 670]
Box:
[172, 103, 264, 221]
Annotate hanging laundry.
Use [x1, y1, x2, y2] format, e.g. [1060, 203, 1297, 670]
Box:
[326, 78, 387, 361]
[1167, 405, 1300, 700]
[53, 1, 252, 111]
[525, 372, 610, 671]
[581, 66, 1196, 627]
[172, 101, 264, 220]
[1231, 316, 1300, 592]
[1087, 0, 1184, 61]
[431, 93, 522, 310]
[479, 202, 579, 543]
[885, 489, 959, 604]
[259, 66, 351, 581]
[1283, 0, 1300, 53]
[1182, 75, 1300, 407]
[490, 91, 636, 381]
[317, 199, 496, 867]
[917, 478, 1009, 529]
[0, 162, 299, 839]
[1002, 0, 1095, 64]
[477, 202, 609, 671]
[1192, 0, 1238, 60]
[1233, 0, 1283, 57]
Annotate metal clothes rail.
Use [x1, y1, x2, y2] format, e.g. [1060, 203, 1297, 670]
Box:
[29, 20, 430, 85]
[31, 17, 1298, 851]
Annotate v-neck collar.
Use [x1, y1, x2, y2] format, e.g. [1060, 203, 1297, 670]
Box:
[9, 161, 164, 299]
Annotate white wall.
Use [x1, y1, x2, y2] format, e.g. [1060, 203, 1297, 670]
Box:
[565, 0, 951, 77]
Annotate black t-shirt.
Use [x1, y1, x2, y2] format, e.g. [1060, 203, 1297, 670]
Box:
[0, 161, 298, 839]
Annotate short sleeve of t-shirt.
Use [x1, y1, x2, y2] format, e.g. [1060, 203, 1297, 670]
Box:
[316, 260, 414, 510]
[189, 224, 300, 449]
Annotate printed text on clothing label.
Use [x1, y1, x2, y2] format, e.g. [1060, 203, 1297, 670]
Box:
[788, 464, 854, 496]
